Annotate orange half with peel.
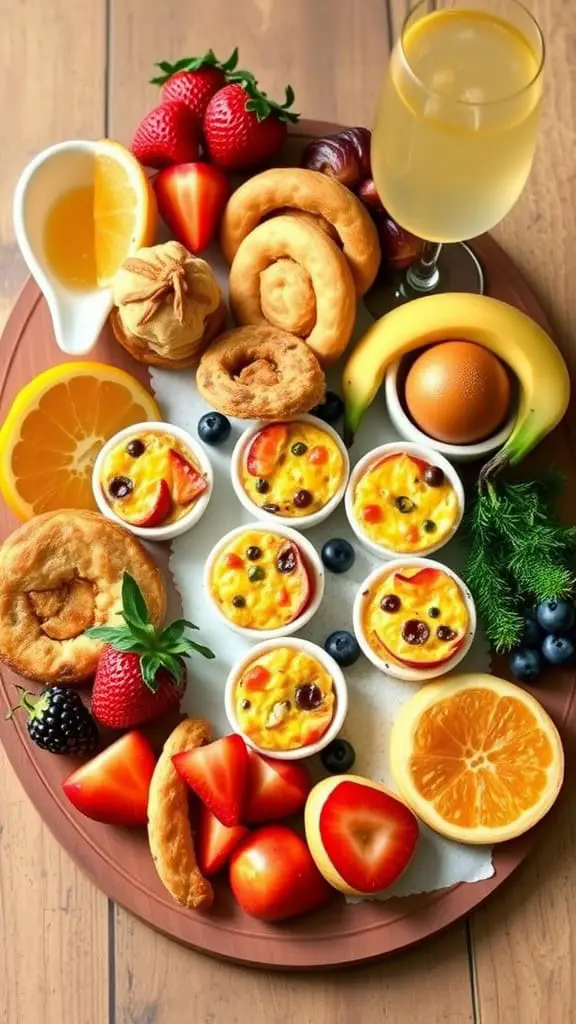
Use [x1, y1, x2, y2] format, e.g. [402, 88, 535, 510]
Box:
[0, 362, 161, 520]
[390, 673, 564, 844]
[94, 138, 157, 286]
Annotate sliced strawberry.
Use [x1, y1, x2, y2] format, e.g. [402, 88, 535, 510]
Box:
[307, 445, 329, 466]
[172, 734, 248, 826]
[245, 424, 288, 478]
[242, 665, 271, 691]
[154, 162, 230, 253]
[319, 780, 419, 893]
[131, 102, 201, 169]
[244, 748, 312, 823]
[223, 552, 244, 570]
[62, 732, 156, 827]
[362, 504, 383, 524]
[394, 568, 443, 587]
[122, 479, 172, 528]
[196, 803, 249, 876]
[169, 448, 208, 505]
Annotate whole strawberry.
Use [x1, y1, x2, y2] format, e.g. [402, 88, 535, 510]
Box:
[203, 81, 299, 171]
[86, 573, 214, 729]
[131, 101, 201, 169]
[151, 48, 240, 124]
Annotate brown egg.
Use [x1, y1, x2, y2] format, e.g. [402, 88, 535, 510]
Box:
[404, 341, 512, 444]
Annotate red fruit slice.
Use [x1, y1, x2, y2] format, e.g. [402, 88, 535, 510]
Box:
[169, 448, 208, 505]
[122, 479, 172, 528]
[62, 732, 156, 828]
[275, 541, 312, 621]
[245, 424, 288, 478]
[362, 504, 383, 524]
[242, 665, 271, 691]
[378, 632, 464, 669]
[394, 568, 443, 587]
[307, 445, 329, 466]
[154, 162, 230, 253]
[172, 733, 248, 827]
[244, 748, 312, 823]
[374, 453, 430, 476]
[319, 780, 419, 893]
[196, 803, 249, 876]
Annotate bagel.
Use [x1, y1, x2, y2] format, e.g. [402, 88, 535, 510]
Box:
[220, 168, 381, 297]
[228, 215, 356, 364]
[0, 510, 166, 683]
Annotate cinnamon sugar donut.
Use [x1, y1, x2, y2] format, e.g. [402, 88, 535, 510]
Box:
[196, 325, 326, 420]
[0, 510, 166, 683]
[220, 168, 381, 296]
[228, 214, 356, 364]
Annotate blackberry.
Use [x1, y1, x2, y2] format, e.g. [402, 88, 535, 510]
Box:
[9, 685, 99, 756]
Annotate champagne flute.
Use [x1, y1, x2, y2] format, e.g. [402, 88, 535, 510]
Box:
[366, 0, 545, 314]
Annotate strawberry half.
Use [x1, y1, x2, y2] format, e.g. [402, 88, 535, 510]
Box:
[86, 572, 214, 729]
[196, 803, 249, 876]
[169, 448, 208, 505]
[154, 163, 230, 254]
[62, 731, 156, 827]
[172, 734, 248, 827]
[245, 423, 288, 478]
[131, 102, 201, 169]
[203, 81, 300, 171]
[244, 748, 312, 823]
[151, 48, 241, 122]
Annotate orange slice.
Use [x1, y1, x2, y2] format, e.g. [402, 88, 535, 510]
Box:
[0, 362, 161, 520]
[390, 673, 564, 844]
[94, 139, 157, 287]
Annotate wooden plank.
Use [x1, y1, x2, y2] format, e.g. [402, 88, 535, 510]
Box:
[108, 0, 474, 1018]
[0, 1, 110, 1022]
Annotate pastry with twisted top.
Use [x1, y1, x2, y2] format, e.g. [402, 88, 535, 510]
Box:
[0, 510, 166, 683]
[111, 241, 226, 368]
[220, 168, 381, 297]
[196, 324, 325, 420]
[228, 214, 356, 364]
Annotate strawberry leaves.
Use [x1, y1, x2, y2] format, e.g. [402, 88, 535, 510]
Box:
[151, 48, 241, 85]
[242, 82, 300, 125]
[86, 573, 214, 693]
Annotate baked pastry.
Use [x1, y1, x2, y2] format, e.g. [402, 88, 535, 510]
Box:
[111, 241, 226, 368]
[148, 717, 214, 911]
[228, 214, 356, 364]
[0, 510, 166, 683]
[196, 325, 326, 420]
[220, 168, 381, 296]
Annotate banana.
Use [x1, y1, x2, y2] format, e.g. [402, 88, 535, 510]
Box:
[342, 292, 570, 477]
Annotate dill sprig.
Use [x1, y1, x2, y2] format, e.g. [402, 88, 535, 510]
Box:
[463, 472, 576, 652]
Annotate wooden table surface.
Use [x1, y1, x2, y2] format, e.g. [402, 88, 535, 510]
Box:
[1, 1, 575, 1021]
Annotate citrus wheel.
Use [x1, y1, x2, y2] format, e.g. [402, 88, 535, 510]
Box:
[390, 673, 564, 844]
[0, 362, 161, 520]
[94, 139, 157, 287]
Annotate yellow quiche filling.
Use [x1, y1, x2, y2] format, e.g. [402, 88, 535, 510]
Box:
[362, 566, 469, 668]
[241, 421, 345, 517]
[210, 529, 312, 630]
[235, 646, 336, 751]
[352, 453, 460, 552]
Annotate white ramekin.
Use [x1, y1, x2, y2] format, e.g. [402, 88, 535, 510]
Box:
[230, 414, 350, 531]
[92, 421, 213, 541]
[385, 357, 515, 464]
[345, 441, 465, 561]
[353, 556, 477, 682]
[203, 521, 325, 640]
[225, 636, 348, 761]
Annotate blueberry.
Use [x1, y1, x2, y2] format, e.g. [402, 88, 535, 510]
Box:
[542, 634, 575, 667]
[311, 391, 344, 424]
[520, 614, 543, 648]
[197, 411, 231, 446]
[509, 647, 543, 682]
[324, 630, 361, 667]
[536, 598, 575, 635]
[321, 739, 356, 774]
[321, 538, 355, 574]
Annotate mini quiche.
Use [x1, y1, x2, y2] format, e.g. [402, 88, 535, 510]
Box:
[234, 645, 336, 752]
[351, 453, 460, 554]
[210, 529, 312, 630]
[100, 429, 208, 528]
[240, 421, 346, 518]
[362, 566, 470, 668]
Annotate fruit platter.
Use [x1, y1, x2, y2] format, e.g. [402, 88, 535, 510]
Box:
[2, 25, 576, 969]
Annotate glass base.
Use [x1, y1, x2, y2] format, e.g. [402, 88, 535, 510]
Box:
[364, 242, 484, 319]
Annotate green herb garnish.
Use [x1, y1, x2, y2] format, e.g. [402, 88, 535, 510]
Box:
[464, 471, 576, 652]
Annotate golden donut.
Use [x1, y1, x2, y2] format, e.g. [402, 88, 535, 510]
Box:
[220, 168, 381, 297]
[196, 325, 326, 420]
[0, 510, 166, 684]
[148, 717, 214, 911]
[228, 215, 356, 364]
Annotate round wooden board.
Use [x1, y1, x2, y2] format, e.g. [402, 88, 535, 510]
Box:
[1, 121, 575, 970]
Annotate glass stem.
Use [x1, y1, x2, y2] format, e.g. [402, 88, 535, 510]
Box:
[404, 241, 442, 293]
